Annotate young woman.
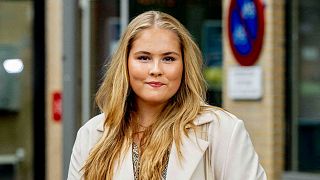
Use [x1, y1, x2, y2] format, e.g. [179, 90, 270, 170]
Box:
[68, 11, 267, 180]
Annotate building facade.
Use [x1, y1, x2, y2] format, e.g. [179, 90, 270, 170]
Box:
[0, 0, 319, 180]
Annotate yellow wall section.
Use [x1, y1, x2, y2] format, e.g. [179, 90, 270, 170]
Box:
[46, 0, 63, 179]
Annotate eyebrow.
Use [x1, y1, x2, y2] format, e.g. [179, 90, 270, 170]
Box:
[134, 51, 181, 56]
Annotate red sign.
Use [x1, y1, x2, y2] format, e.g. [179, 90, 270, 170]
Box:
[227, 0, 265, 66]
[53, 91, 62, 122]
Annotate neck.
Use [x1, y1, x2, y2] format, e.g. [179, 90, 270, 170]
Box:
[134, 100, 166, 127]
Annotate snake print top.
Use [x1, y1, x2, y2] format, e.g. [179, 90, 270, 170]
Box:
[132, 142, 170, 180]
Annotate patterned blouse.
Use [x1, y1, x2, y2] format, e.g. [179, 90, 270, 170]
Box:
[132, 142, 170, 180]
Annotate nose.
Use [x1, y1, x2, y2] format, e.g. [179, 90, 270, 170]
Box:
[149, 60, 163, 77]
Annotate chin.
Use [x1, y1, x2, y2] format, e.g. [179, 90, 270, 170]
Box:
[142, 97, 171, 105]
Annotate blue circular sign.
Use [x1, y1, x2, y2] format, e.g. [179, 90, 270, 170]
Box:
[228, 0, 265, 66]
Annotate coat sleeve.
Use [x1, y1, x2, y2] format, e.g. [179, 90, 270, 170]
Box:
[67, 127, 85, 180]
[220, 120, 267, 180]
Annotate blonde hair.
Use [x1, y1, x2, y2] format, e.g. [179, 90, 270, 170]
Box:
[83, 11, 207, 179]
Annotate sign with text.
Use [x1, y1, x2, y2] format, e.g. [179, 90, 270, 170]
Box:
[228, 66, 263, 100]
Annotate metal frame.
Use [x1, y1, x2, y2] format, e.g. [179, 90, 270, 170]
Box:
[62, 0, 129, 178]
[80, 0, 91, 125]
[290, 0, 299, 171]
[121, 0, 129, 35]
[62, 0, 80, 179]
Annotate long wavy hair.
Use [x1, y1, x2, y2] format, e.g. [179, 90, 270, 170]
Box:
[83, 11, 207, 179]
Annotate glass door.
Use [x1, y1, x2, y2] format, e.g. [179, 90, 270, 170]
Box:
[89, 0, 121, 115]
[288, 0, 320, 175]
[0, 1, 34, 179]
[296, 0, 320, 173]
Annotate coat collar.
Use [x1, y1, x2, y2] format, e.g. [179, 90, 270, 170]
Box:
[112, 133, 209, 180]
[95, 112, 213, 180]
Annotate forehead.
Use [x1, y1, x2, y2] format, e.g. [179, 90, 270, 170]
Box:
[130, 27, 181, 53]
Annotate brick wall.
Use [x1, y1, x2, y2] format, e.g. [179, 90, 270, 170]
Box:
[222, 0, 285, 179]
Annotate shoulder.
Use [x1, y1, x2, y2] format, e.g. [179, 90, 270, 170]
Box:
[78, 113, 105, 134]
[196, 106, 243, 130]
[74, 113, 105, 155]
[68, 113, 105, 179]
[196, 106, 249, 148]
[198, 107, 267, 179]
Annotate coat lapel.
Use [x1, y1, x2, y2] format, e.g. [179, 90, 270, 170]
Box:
[113, 143, 134, 180]
[95, 116, 134, 180]
[166, 112, 214, 180]
[166, 133, 209, 180]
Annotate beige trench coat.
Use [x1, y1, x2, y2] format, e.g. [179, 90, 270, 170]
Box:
[67, 109, 267, 180]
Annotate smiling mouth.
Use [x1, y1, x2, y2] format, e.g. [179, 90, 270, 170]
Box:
[146, 82, 165, 88]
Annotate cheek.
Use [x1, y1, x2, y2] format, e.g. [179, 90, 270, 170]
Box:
[167, 64, 183, 88]
[128, 59, 145, 84]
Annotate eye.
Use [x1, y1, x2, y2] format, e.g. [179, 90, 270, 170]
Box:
[162, 56, 176, 62]
[137, 56, 150, 61]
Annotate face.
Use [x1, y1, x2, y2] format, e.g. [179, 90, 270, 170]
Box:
[128, 27, 183, 106]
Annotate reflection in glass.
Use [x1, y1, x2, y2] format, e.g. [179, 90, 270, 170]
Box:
[297, 0, 320, 173]
[3, 59, 24, 74]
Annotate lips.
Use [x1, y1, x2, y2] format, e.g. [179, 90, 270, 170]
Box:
[146, 81, 165, 88]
